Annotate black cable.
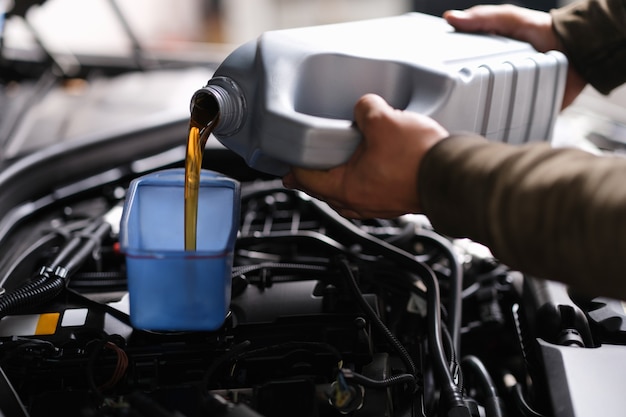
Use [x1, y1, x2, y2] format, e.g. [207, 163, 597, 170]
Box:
[511, 384, 548, 417]
[415, 228, 463, 357]
[62, 222, 110, 273]
[46, 229, 86, 270]
[341, 368, 418, 391]
[306, 198, 468, 414]
[336, 257, 418, 381]
[65, 288, 133, 327]
[461, 356, 497, 399]
[0, 269, 64, 317]
[441, 323, 459, 387]
[234, 227, 424, 394]
[0, 219, 111, 317]
[461, 356, 508, 417]
[0, 212, 94, 290]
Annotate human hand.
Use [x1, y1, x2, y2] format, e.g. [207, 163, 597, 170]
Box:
[444, 4, 586, 108]
[282, 94, 448, 219]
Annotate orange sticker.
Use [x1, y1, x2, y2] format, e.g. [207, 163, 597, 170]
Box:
[35, 313, 60, 335]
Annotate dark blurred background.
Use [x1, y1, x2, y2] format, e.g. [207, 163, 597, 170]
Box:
[412, 0, 558, 16]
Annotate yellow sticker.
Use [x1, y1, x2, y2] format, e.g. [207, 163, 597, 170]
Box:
[35, 312, 60, 335]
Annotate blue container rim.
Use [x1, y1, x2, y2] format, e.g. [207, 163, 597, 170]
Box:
[119, 168, 241, 253]
[123, 248, 233, 259]
[133, 168, 239, 189]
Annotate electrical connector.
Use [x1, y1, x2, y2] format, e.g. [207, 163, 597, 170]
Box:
[328, 371, 364, 414]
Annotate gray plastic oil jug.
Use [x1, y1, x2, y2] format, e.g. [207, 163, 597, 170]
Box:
[191, 12, 567, 176]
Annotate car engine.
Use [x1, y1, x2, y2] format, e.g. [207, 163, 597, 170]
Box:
[0, 129, 625, 417]
[2, 2, 626, 415]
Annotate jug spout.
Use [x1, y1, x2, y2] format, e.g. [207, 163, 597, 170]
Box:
[190, 76, 246, 136]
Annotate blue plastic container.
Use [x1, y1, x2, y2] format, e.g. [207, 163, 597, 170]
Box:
[119, 168, 240, 331]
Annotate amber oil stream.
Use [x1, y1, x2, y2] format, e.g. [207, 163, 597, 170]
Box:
[185, 97, 219, 251]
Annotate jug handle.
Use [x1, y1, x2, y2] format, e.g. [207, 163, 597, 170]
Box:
[264, 110, 362, 170]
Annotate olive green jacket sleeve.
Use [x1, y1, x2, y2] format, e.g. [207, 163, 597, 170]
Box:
[419, 135, 626, 299]
[551, 0, 626, 94]
[417, 0, 626, 297]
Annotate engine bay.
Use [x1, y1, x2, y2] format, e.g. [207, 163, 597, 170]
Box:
[3, 2, 626, 415]
[0, 135, 625, 417]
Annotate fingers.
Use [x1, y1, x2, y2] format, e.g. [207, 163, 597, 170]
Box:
[284, 166, 407, 220]
[281, 96, 388, 216]
[283, 168, 361, 218]
[444, 5, 584, 109]
[283, 93, 390, 199]
[283, 93, 444, 220]
[444, 6, 522, 36]
[443, 5, 557, 53]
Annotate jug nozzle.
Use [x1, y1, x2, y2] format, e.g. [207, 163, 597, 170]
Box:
[190, 76, 246, 136]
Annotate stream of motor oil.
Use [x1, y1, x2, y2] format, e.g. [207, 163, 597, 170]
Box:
[184, 112, 219, 251]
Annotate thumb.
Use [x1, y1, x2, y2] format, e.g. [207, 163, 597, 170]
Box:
[443, 5, 557, 53]
[444, 8, 515, 36]
[353, 94, 395, 138]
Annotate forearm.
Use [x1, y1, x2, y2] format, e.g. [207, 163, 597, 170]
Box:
[419, 135, 626, 298]
[551, 0, 626, 94]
